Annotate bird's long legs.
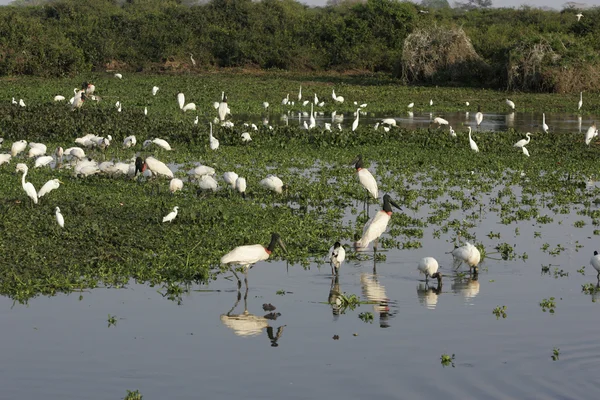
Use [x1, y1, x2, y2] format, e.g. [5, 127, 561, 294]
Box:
[229, 266, 242, 289]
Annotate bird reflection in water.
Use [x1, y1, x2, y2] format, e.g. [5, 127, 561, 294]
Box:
[451, 272, 480, 305]
[220, 288, 286, 347]
[416, 283, 442, 310]
[328, 275, 342, 319]
[361, 273, 397, 328]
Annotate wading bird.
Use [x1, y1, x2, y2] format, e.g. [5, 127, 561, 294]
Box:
[114, 73, 122, 79]
[209, 122, 219, 150]
[591, 251, 600, 281]
[15, 163, 38, 205]
[123, 135, 137, 149]
[328, 242, 346, 275]
[221, 232, 287, 289]
[38, 179, 62, 199]
[514, 132, 531, 148]
[135, 156, 174, 179]
[352, 108, 360, 131]
[452, 242, 481, 272]
[260, 174, 285, 194]
[475, 106, 483, 127]
[332, 89, 344, 104]
[506, 98, 515, 110]
[11, 140, 27, 157]
[235, 177, 247, 198]
[542, 113, 549, 133]
[152, 86, 159, 96]
[162, 206, 179, 223]
[151, 138, 172, 151]
[355, 194, 402, 251]
[576, 12, 583, 21]
[169, 178, 183, 194]
[578, 92, 583, 110]
[522, 147, 530, 157]
[55, 207, 64, 228]
[223, 171, 239, 189]
[585, 123, 598, 146]
[418, 257, 442, 286]
[350, 154, 378, 201]
[218, 92, 229, 121]
[468, 127, 479, 153]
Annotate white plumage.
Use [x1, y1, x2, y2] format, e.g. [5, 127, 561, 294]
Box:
[209, 122, 219, 150]
[162, 206, 179, 223]
[355, 195, 401, 250]
[152, 86, 159, 96]
[514, 132, 531, 148]
[505, 98, 515, 110]
[0, 154, 11, 165]
[235, 177, 247, 197]
[468, 127, 479, 153]
[407, 102, 414, 109]
[38, 179, 62, 198]
[190, 165, 215, 178]
[15, 163, 38, 204]
[522, 147, 530, 157]
[381, 118, 397, 127]
[433, 117, 448, 126]
[260, 174, 284, 194]
[542, 113, 549, 133]
[452, 242, 481, 270]
[114, 73, 123, 79]
[578, 92, 583, 110]
[152, 138, 172, 151]
[123, 135, 137, 149]
[177, 92, 185, 110]
[11, 140, 27, 157]
[241, 132, 252, 142]
[351, 155, 378, 199]
[169, 178, 183, 194]
[34, 156, 53, 168]
[585, 123, 597, 146]
[418, 257, 442, 286]
[590, 251, 600, 279]
[332, 89, 344, 103]
[449, 126, 456, 138]
[55, 207, 64, 228]
[218, 92, 228, 122]
[144, 157, 174, 178]
[475, 108, 483, 127]
[199, 175, 218, 192]
[54, 95, 65, 101]
[328, 242, 346, 275]
[352, 108, 360, 132]
[223, 172, 239, 188]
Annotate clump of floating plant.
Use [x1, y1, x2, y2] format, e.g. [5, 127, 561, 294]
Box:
[551, 348, 560, 361]
[358, 312, 374, 324]
[440, 354, 456, 368]
[539, 297, 557, 313]
[107, 314, 117, 327]
[124, 390, 143, 400]
[492, 305, 507, 319]
[553, 268, 568, 279]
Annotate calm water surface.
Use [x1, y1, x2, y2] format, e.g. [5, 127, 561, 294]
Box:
[1, 198, 599, 399]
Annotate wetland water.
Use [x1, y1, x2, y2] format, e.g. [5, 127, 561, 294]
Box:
[1, 198, 599, 400]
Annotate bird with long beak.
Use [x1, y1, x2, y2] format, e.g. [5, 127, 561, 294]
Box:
[221, 232, 287, 290]
[350, 154, 378, 200]
[355, 194, 401, 251]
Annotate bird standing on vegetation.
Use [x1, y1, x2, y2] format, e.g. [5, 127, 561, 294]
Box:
[16, 163, 38, 205]
[298, 86, 302, 102]
[190, 53, 196, 67]
[352, 108, 361, 132]
[221, 232, 287, 290]
[506, 99, 515, 110]
[260, 175, 285, 194]
[328, 242, 346, 275]
[332, 89, 344, 103]
[218, 92, 228, 122]
[468, 127, 479, 153]
[55, 207, 64, 228]
[169, 178, 183, 194]
[71, 91, 86, 110]
[542, 113, 549, 133]
[578, 92, 583, 111]
[576, 13, 583, 21]
[522, 147, 530, 157]
[514, 132, 531, 148]
[355, 194, 402, 251]
[11, 140, 27, 157]
[585, 122, 597, 146]
[590, 251, 600, 281]
[418, 257, 442, 286]
[235, 177, 247, 198]
[38, 179, 62, 199]
[209, 122, 219, 150]
[152, 86, 159, 96]
[162, 206, 179, 223]
[407, 102, 414, 109]
[135, 156, 174, 179]
[350, 154, 378, 200]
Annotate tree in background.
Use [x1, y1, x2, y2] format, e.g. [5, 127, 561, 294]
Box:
[454, 0, 492, 10]
[421, 0, 450, 9]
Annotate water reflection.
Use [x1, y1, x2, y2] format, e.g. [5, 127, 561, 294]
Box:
[416, 283, 442, 310]
[361, 273, 397, 328]
[327, 275, 342, 319]
[220, 289, 286, 346]
[451, 274, 480, 305]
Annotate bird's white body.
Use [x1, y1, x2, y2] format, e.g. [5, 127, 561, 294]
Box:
[144, 106, 148, 116]
[506, 99, 515, 110]
[28, 142, 47, 157]
[309, 104, 316, 129]
[357, 168, 378, 199]
[328, 244, 346, 273]
[16, 163, 38, 204]
[152, 138, 172, 151]
[522, 147, 530, 157]
[38, 179, 61, 198]
[209, 123, 219, 150]
[71, 93, 84, 110]
[298, 86, 302, 102]
[182, 103, 196, 112]
[542, 113, 549, 133]
[163, 206, 179, 223]
[55, 207, 64, 228]
[591, 253, 600, 273]
[65, 147, 85, 160]
[169, 178, 183, 194]
[235, 177, 247, 196]
[199, 175, 218, 192]
[221, 244, 271, 269]
[585, 124, 598, 146]
[218, 94, 228, 121]
[418, 257, 439, 278]
[514, 132, 531, 148]
[449, 126, 456, 138]
[356, 210, 391, 249]
[223, 172, 239, 188]
[11, 140, 27, 157]
[433, 117, 448, 125]
[260, 175, 284, 193]
[332, 89, 344, 103]
[452, 242, 481, 268]
[475, 111, 483, 126]
[576, 13, 583, 21]
[381, 118, 397, 127]
[123, 135, 137, 149]
[114, 73, 122, 79]
[352, 108, 360, 132]
[145, 157, 173, 178]
[191, 165, 215, 178]
[75, 159, 100, 177]
[429, 99, 433, 106]
[0, 154, 11, 165]
[468, 127, 479, 152]
[19, 99, 25, 107]
[407, 102, 414, 109]
[152, 86, 159, 96]
[34, 156, 53, 168]
[177, 93, 185, 110]
[54, 95, 65, 101]
[241, 132, 252, 142]
[578, 92, 583, 110]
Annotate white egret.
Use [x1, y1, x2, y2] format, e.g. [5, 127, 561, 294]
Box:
[152, 138, 172, 151]
[65, 147, 85, 160]
[241, 132, 252, 142]
[263, 102, 269, 110]
[55, 207, 64, 228]
[218, 92, 228, 121]
[578, 92, 583, 110]
[475, 105, 483, 127]
[452, 242, 481, 272]
[433, 117, 449, 126]
[15, 163, 38, 205]
[11, 140, 27, 157]
[177, 92, 185, 109]
[152, 86, 159, 96]
[328, 242, 345, 275]
[465, 101, 470, 106]
[468, 127, 479, 153]
[135, 156, 173, 178]
[418, 257, 442, 286]
[54, 95, 65, 101]
[429, 99, 433, 106]
[235, 177, 247, 198]
[576, 13, 583, 21]
[190, 53, 196, 66]
[407, 102, 414, 109]
[38, 179, 62, 198]
[314, 93, 319, 105]
[352, 108, 361, 132]
[74, 159, 100, 177]
[199, 175, 218, 192]
[324, 123, 331, 131]
[162, 206, 179, 223]
[350, 154, 378, 199]
[114, 73, 123, 79]
[260, 175, 285, 194]
[590, 251, 600, 281]
[542, 113, 549, 133]
[298, 86, 302, 102]
[223, 171, 239, 188]
[190, 165, 215, 178]
[19, 99, 25, 107]
[28, 143, 46, 158]
[0, 154, 11, 165]
[221, 232, 287, 289]
[355, 194, 402, 250]
[514, 132, 531, 148]
[71, 92, 86, 110]
[374, 122, 379, 130]
[522, 147, 530, 157]
[281, 94, 289, 105]
[34, 156, 53, 168]
[505, 98, 515, 110]
[169, 178, 183, 194]
[585, 122, 597, 146]
[123, 135, 137, 149]
[381, 118, 397, 127]
[144, 107, 147, 116]
[303, 121, 309, 130]
[449, 126, 456, 138]
[332, 89, 344, 103]
[209, 122, 219, 150]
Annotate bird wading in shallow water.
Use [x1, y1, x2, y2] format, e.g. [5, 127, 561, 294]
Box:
[418, 257, 442, 287]
[355, 194, 402, 253]
[328, 242, 346, 275]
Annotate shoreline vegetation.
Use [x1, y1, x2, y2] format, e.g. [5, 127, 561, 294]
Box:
[0, 0, 599, 93]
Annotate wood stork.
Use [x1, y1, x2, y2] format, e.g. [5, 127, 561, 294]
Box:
[55, 207, 64, 228]
[209, 122, 219, 150]
[585, 123, 598, 145]
[221, 232, 287, 289]
[15, 163, 38, 205]
[83, 82, 95, 95]
[433, 117, 449, 126]
[123, 135, 137, 149]
[0, 154, 11, 165]
[34, 156, 53, 168]
[352, 108, 361, 132]
[235, 177, 247, 198]
[309, 104, 316, 129]
[223, 171, 239, 189]
[418, 257, 442, 286]
[514, 132, 531, 148]
[260, 175, 285, 194]
[190, 165, 215, 178]
[355, 194, 402, 251]
[578, 92, 583, 110]
[28, 143, 47, 158]
[152, 138, 172, 151]
[314, 93, 319, 105]
[328, 242, 346, 275]
[542, 113, 549, 133]
[71, 91, 86, 110]
[11, 140, 27, 157]
[590, 251, 600, 281]
[475, 105, 483, 127]
[162, 206, 179, 223]
[135, 156, 174, 179]
[169, 178, 183, 194]
[468, 127, 479, 153]
[505, 99, 515, 110]
[452, 242, 481, 272]
[198, 175, 218, 192]
[281, 94, 289, 105]
[350, 154, 378, 200]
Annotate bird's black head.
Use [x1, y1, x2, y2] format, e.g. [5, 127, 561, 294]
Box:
[595, 251, 598, 256]
[82, 81, 88, 89]
[477, 105, 481, 112]
[333, 241, 341, 249]
[134, 157, 146, 175]
[80, 92, 87, 101]
[267, 232, 287, 253]
[223, 94, 228, 103]
[382, 194, 402, 213]
[350, 154, 363, 169]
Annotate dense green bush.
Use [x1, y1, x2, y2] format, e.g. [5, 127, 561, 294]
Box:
[0, 0, 599, 92]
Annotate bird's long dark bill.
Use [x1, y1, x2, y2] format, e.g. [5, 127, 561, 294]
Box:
[278, 238, 288, 253]
[349, 156, 359, 166]
[390, 200, 402, 210]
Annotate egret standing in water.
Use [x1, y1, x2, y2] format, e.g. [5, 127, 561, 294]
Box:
[221, 232, 287, 289]
[475, 106, 483, 127]
[355, 194, 402, 251]
[328, 242, 346, 275]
